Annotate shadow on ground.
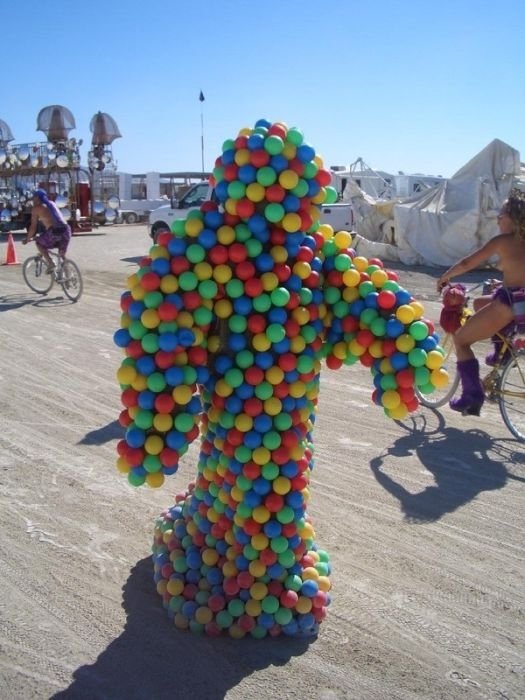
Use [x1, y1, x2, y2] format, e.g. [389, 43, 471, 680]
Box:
[79, 420, 123, 446]
[52, 557, 313, 700]
[371, 412, 524, 522]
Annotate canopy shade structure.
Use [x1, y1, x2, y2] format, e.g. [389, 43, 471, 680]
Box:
[36, 105, 76, 142]
[0, 119, 14, 146]
[90, 112, 122, 145]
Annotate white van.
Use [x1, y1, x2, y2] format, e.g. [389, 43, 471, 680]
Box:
[149, 181, 353, 241]
[149, 182, 212, 241]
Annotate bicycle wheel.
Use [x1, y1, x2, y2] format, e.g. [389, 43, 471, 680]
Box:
[22, 255, 54, 294]
[60, 259, 83, 301]
[415, 332, 460, 407]
[498, 350, 525, 442]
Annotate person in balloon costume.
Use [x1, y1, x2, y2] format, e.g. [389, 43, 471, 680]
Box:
[114, 119, 448, 639]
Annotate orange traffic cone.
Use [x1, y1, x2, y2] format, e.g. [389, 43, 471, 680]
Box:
[2, 233, 21, 265]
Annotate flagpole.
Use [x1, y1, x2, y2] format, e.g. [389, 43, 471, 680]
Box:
[199, 90, 205, 176]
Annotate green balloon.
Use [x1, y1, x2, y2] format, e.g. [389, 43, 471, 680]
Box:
[334, 253, 352, 271]
[261, 595, 279, 614]
[128, 471, 145, 487]
[225, 368, 243, 388]
[261, 462, 280, 480]
[128, 320, 147, 339]
[212, 166, 224, 183]
[276, 506, 295, 524]
[359, 280, 376, 298]
[409, 320, 429, 341]
[225, 278, 244, 298]
[333, 300, 350, 318]
[300, 325, 316, 343]
[222, 139, 235, 151]
[245, 238, 263, 257]
[414, 366, 430, 385]
[380, 374, 398, 390]
[174, 413, 194, 432]
[179, 271, 198, 290]
[143, 454, 161, 473]
[135, 409, 154, 430]
[324, 186, 338, 204]
[235, 349, 253, 368]
[286, 127, 304, 146]
[324, 287, 341, 304]
[186, 244, 205, 263]
[264, 135, 284, 155]
[254, 382, 272, 400]
[297, 355, 314, 373]
[147, 372, 166, 392]
[262, 430, 281, 449]
[303, 161, 318, 179]
[182, 366, 197, 384]
[227, 180, 246, 200]
[360, 308, 378, 325]
[265, 203, 285, 223]
[266, 323, 286, 342]
[234, 223, 251, 242]
[141, 333, 160, 353]
[171, 219, 186, 236]
[253, 293, 271, 312]
[270, 536, 289, 553]
[229, 315, 248, 333]
[408, 348, 428, 368]
[278, 549, 296, 568]
[198, 279, 218, 299]
[194, 306, 213, 325]
[270, 287, 290, 307]
[291, 179, 309, 197]
[299, 288, 313, 305]
[256, 166, 277, 187]
[144, 290, 163, 308]
[370, 317, 387, 337]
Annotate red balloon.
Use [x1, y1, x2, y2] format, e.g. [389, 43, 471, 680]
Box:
[249, 149, 270, 167]
[377, 290, 397, 309]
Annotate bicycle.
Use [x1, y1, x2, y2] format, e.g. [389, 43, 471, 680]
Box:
[23, 248, 83, 302]
[416, 281, 525, 442]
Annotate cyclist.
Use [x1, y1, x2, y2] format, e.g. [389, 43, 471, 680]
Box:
[436, 188, 525, 416]
[22, 188, 72, 275]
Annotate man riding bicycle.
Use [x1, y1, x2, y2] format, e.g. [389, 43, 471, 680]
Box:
[22, 188, 72, 274]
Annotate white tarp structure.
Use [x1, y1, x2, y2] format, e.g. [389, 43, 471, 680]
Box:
[342, 139, 522, 267]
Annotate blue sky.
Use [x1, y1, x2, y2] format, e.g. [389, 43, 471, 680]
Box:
[4, 0, 523, 178]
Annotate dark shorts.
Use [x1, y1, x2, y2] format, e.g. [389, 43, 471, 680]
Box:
[493, 285, 525, 333]
[38, 225, 71, 256]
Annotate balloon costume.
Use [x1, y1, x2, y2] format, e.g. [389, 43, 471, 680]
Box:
[114, 120, 448, 638]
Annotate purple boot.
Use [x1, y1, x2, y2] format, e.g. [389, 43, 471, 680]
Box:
[450, 358, 485, 416]
[485, 335, 511, 366]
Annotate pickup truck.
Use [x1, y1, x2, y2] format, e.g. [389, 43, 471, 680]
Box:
[149, 181, 353, 242]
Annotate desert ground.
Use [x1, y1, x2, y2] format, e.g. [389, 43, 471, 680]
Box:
[0, 224, 524, 700]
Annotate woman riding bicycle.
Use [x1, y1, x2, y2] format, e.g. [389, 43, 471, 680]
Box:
[22, 188, 72, 274]
[436, 188, 525, 416]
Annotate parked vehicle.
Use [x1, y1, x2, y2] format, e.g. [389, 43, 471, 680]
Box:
[149, 182, 212, 241]
[148, 181, 353, 241]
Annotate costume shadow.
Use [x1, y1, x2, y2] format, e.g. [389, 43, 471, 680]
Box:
[371, 414, 519, 522]
[52, 557, 313, 700]
[79, 420, 122, 446]
[121, 256, 143, 264]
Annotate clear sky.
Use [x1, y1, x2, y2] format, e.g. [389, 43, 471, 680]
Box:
[4, 0, 523, 178]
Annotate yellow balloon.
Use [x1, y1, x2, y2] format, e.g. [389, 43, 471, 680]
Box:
[396, 304, 415, 324]
[146, 472, 165, 488]
[282, 212, 302, 232]
[370, 269, 388, 288]
[426, 350, 445, 369]
[353, 256, 369, 272]
[431, 367, 449, 388]
[184, 218, 203, 237]
[381, 390, 401, 409]
[278, 169, 299, 190]
[246, 182, 266, 202]
[410, 300, 425, 319]
[145, 435, 164, 455]
[387, 403, 408, 420]
[160, 274, 179, 293]
[334, 230, 352, 249]
[342, 268, 361, 287]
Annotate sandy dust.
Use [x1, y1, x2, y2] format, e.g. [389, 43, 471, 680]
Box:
[0, 225, 524, 700]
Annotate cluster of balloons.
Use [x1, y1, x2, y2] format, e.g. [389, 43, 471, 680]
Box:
[114, 119, 448, 638]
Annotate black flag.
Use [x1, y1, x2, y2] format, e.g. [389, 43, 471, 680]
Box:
[199, 91, 205, 102]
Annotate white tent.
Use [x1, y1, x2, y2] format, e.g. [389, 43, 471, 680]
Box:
[342, 139, 522, 267]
